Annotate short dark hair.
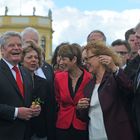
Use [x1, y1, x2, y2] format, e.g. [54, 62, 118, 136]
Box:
[87, 30, 106, 42]
[125, 28, 135, 41]
[51, 42, 69, 68]
[111, 39, 131, 53]
[58, 43, 82, 66]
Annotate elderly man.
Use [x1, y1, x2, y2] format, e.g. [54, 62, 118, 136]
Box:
[0, 31, 40, 140]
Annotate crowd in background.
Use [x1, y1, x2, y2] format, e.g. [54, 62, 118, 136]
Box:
[0, 22, 140, 140]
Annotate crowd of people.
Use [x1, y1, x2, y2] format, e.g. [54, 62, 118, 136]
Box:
[0, 22, 140, 140]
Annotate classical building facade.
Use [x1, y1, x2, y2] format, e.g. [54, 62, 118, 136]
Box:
[0, 10, 53, 62]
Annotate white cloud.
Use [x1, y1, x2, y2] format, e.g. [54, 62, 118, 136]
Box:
[0, 0, 140, 51]
[52, 8, 140, 50]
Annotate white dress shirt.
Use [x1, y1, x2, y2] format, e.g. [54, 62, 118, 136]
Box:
[35, 67, 46, 79]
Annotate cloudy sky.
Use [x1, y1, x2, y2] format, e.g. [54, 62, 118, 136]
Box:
[0, 0, 140, 51]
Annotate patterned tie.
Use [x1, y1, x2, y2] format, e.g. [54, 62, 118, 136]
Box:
[12, 66, 24, 97]
[137, 73, 140, 89]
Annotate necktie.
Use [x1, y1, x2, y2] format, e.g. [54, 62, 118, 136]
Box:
[137, 73, 140, 89]
[12, 66, 24, 97]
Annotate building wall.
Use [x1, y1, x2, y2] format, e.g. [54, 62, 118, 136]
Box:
[0, 15, 53, 63]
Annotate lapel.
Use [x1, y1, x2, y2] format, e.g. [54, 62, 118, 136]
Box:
[83, 77, 96, 99]
[0, 59, 24, 100]
[98, 71, 111, 93]
[83, 71, 111, 100]
[74, 69, 92, 101]
[41, 61, 49, 78]
[59, 70, 92, 103]
[64, 72, 74, 103]
[34, 75, 45, 89]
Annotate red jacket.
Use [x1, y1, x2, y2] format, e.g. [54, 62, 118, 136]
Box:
[54, 69, 92, 130]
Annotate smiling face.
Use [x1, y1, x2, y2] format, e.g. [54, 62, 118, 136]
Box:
[85, 50, 100, 74]
[59, 56, 76, 72]
[1, 36, 22, 65]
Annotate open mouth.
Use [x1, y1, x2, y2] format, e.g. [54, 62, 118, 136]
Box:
[12, 52, 21, 56]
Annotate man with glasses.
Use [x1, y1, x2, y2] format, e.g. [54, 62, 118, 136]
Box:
[111, 39, 131, 70]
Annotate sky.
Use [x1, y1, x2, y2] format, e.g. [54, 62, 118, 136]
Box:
[0, 0, 140, 51]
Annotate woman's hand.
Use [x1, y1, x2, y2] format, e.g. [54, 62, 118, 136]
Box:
[30, 104, 41, 117]
[98, 55, 118, 72]
[77, 98, 90, 109]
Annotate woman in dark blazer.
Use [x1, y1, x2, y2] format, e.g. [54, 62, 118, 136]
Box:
[77, 41, 137, 140]
[21, 41, 56, 140]
[54, 43, 92, 140]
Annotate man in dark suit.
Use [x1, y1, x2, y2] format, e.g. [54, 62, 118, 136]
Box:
[0, 31, 41, 140]
[111, 39, 131, 69]
[132, 22, 140, 138]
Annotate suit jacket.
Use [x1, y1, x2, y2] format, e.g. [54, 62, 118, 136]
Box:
[133, 64, 140, 137]
[30, 75, 56, 140]
[41, 61, 55, 106]
[77, 69, 136, 140]
[124, 55, 140, 81]
[41, 61, 54, 88]
[54, 69, 92, 130]
[0, 59, 33, 140]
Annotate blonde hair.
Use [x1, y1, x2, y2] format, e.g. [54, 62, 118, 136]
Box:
[21, 40, 42, 67]
[84, 41, 122, 67]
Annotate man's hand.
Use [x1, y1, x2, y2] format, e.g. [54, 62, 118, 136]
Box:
[17, 107, 33, 120]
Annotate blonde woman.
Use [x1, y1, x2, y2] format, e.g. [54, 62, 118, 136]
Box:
[77, 41, 137, 140]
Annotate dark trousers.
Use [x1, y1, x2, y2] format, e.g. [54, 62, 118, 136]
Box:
[56, 125, 88, 140]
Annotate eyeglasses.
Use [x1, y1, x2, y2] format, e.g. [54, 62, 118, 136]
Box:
[84, 55, 97, 61]
[116, 51, 128, 56]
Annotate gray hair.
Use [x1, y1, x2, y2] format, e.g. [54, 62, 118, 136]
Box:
[21, 27, 39, 42]
[0, 31, 22, 47]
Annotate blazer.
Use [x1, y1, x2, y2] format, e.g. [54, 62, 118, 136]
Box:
[78, 69, 136, 140]
[133, 64, 140, 137]
[54, 69, 92, 130]
[41, 61, 54, 88]
[30, 75, 56, 140]
[0, 59, 33, 140]
[124, 55, 140, 81]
